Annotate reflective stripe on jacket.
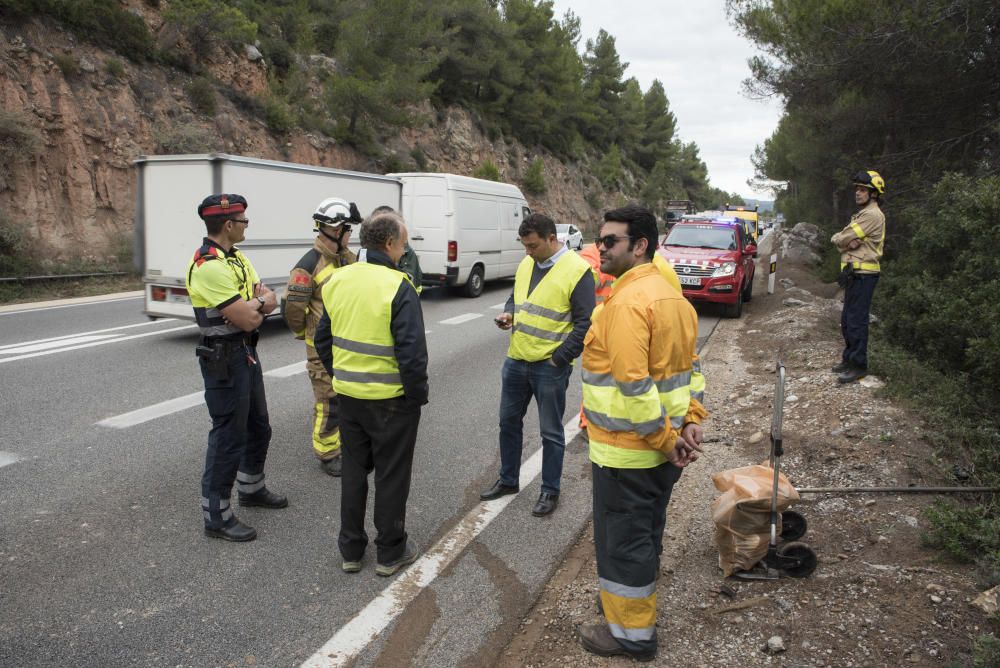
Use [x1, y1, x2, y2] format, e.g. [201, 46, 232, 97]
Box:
[508, 251, 591, 362]
[321, 262, 410, 400]
[832, 203, 885, 274]
[582, 262, 707, 469]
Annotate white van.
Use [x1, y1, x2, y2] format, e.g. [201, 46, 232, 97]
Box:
[393, 173, 531, 297]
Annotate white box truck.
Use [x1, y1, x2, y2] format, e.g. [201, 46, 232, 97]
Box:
[135, 154, 532, 318]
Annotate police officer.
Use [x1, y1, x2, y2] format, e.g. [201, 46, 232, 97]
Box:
[314, 210, 428, 576]
[283, 198, 361, 477]
[831, 170, 886, 384]
[186, 194, 288, 542]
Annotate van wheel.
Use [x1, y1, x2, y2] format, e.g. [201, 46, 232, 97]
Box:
[724, 290, 744, 318]
[462, 265, 485, 298]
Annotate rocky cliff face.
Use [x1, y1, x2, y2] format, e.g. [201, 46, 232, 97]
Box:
[0, 15, 608, 270]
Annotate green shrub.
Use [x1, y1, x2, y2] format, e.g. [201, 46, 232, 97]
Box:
[153, 123, 219, 154]
[383, 153, 407, 173]
[0, 210, 37, 276]
[974, 634, 1000, 668]
[164, 0, 257, 61]
[410, 145, 428, 171]
[104, 58, 125, 79]
[53, 53, 80, 77]
[523, 157, 546, 195]
[185, 77, 217, 116]
[263, 96, 294, 134]
[0, 109, 44, 191]
[585, 189, 602, 210]
[596, 144, 623, 190]
[473, 159, 501, 182]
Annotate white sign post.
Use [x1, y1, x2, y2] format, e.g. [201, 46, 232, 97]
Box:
[767, 253, 777, 294]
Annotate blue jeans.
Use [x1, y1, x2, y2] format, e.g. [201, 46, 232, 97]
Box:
[498, 357, 572, 495]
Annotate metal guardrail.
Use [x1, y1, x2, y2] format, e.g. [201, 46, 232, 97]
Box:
[0, 271, 131, 284]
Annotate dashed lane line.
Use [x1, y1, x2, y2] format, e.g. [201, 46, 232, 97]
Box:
[300, 417, 582, 668]
[439, 313, 484, 325]
[0, 324, 195, 365]
[0, 292, 142, 316]
[95, 361, 307, 428]
[0, 319, 175, 353]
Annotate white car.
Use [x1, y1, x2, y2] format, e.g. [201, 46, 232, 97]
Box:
[556, 223, 583, 250]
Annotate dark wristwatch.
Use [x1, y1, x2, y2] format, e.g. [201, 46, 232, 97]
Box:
[256, 296, 266, 311]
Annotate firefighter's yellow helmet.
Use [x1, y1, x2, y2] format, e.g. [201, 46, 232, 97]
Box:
[852, 170, 885, 195]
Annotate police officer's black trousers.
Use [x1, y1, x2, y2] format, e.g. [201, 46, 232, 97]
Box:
[337, 395, 420, 565]
[200, 344, 272, 528]
[592, 461, 682, 655]
[841, 273, 879, 370]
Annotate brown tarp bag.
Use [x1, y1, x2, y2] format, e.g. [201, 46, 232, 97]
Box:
[711, 463, 800, 576]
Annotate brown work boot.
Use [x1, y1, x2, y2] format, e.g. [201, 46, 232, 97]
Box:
[577, 624, 655, 662]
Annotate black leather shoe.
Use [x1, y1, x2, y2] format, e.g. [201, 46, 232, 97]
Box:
[831, 361, 851, 373]
[239, 488, 289, 509]
[204, 519, 257, 542]
[320, 456, 342, 477]
[480, 480, 519, 500]
[837, 367, 867, 384]
[531, 492, 559, 517]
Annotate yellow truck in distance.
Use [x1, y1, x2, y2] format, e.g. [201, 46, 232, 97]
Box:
[725, 204, 759, 242]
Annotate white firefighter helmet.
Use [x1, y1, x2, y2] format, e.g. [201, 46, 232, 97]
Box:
[313, 197, 353, 231]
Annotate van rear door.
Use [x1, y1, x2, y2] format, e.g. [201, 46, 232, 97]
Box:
[402, 176, 447, 278]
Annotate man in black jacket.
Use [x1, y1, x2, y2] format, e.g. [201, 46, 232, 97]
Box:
[315, 211, 428, 577]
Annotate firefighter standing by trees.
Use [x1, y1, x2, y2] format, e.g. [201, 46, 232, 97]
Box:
[283, 198, 361, 476]
[576, 204, 706, 661]
[831, 170, 886, 384]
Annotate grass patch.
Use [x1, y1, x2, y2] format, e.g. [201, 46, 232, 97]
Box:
[0, 274, 142, 306]
[472, 159, 501, 182]
[871, 336, 1000, 587]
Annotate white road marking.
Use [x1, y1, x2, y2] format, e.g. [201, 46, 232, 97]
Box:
[96, 361, 308, 428]
[0, 334, 120, 355]
[264, 361, 307, 378]
[0, 319, 174, 352]
[0, 451, 20, 468]
[439, 313, 483, 325]
[0, 292, 143, 316]
[490, 302, 506, 310]
[0, 324, 195, 365]
[301, 418, 582, 668]
[96, 392, 204, 429]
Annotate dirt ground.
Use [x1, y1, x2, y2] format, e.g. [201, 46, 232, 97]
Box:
[497, 237, 995, 667]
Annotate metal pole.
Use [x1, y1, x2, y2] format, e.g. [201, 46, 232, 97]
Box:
[797, 486, 999, 494]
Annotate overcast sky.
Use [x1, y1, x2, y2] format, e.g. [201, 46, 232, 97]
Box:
[548, 0, 783, 200]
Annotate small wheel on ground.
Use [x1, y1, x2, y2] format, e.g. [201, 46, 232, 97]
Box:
[723, 290, 744, 318]
[776, 541, 817, 578]
[780, 510, 807, 541]
[462, 265, 485, 298]
[742, 273, 754, 302]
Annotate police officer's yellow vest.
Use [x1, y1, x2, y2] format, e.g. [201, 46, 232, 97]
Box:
[321, 262, 410, 400]
[508, 251, 591, 362]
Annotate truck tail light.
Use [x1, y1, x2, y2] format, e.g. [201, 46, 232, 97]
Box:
[170, 287, 188, 297]
[151, 286, 167, 301]
[448, 240, 457, 262]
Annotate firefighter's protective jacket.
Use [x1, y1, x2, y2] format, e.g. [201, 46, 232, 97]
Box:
[283, 238, 355, 349]
[831, 201, 885, 274]
[582, 262, 707, 468]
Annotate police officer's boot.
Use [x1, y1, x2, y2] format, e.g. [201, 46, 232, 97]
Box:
[837, 366, 867, 384]
[205, 518, 257, 542]
[320, 455, 342, 477]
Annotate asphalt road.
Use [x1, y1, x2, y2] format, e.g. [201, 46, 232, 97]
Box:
[0, 281, 719, 667]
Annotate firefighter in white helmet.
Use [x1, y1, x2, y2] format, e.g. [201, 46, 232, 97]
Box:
[283, 197, 361, 476]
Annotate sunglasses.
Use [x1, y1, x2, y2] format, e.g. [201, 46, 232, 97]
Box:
[230, 218, 250, 226]
[596, 234, 633, 249]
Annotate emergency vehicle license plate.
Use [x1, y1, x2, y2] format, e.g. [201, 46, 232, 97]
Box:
[678, 276, 701, 286]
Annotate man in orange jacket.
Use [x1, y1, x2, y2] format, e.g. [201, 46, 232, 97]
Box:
[576, 203, 706, 662]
